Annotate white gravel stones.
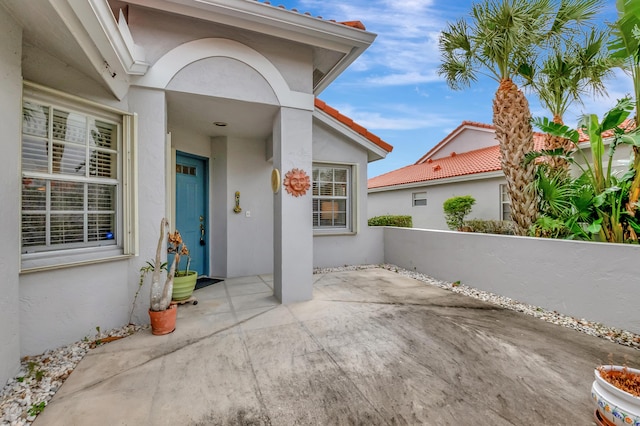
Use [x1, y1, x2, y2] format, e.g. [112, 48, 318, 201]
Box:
[0, 324, 146, 426]
[314, 264, 640, 351]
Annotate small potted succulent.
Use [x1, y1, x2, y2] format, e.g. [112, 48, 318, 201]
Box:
[147, 218, 179, 335]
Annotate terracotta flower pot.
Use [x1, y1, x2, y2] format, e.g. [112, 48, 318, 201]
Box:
[172, 271, 198, 301]
[592, 365, 640, 426]
[148, 304, 177, 335]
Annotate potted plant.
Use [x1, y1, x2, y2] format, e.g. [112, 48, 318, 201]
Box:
[147, 218, 179, 335]
[167, 230, 198, 301]
[592, 363, 640, 425]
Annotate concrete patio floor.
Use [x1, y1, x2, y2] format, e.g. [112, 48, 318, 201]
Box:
[33, 268, 640, 425]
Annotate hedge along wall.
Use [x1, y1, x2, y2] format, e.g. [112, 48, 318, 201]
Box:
[383, 227, 640, 335]
[368, 215, 412, 227]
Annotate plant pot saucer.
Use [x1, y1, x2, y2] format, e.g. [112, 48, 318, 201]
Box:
[170, 296, 198, 306]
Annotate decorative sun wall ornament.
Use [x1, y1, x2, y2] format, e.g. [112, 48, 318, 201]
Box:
[283, 168, 310, 197]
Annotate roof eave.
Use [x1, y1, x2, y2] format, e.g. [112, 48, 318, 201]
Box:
[50, 0, 150, 100]
[51, 0, 375, 99]
[121, 0, 376, 92]
[314, 108, 389, 162]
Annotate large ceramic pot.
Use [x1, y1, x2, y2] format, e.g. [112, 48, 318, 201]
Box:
[148, 304, 177, 335]
[592, 365, 640, 426]
[172, 271, 198, 301]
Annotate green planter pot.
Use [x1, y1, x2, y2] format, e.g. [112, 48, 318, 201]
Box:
[172, 271, 198, 301]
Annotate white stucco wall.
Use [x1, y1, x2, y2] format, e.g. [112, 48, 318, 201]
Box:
[126, 87, 170, 325]
[226, 137, 274, 277]
[209, 136, 275, 278]
[384, 227, 640, 334]
[312, 121, 385, 267]
[211, 137, 229, 277]
[126, 5, 312, 93]
[167, 56, 279, 106]
[273, 107, 314, 303]
[19, 261, 132, 355]
[0, 4, 23, 385]
[368, 175, 507, 230]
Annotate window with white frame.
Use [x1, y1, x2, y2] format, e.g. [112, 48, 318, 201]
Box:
[500, 184, 512, 221]
[412, 191, 427, 206]
[312, 165, 352, 231]
[21, 84, 136, 268]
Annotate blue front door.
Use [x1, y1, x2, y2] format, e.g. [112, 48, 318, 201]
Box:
[175, 152, 208, 276]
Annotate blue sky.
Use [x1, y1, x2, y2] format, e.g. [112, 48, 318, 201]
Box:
[272, 0, 632, 178]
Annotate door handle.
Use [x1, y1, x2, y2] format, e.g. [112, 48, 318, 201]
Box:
[199, 216, 205, 246]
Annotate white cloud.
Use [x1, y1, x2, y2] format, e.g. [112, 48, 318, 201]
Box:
[327, 102, 456, 130]
[296, 0, 449, 88]
[366, 71, 441, 85]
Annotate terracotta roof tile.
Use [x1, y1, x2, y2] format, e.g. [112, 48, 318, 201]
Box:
[254, 1, 367, 30]
[577, 118, 636, 142]
[315, 98, 393, 153]
[368, 132, 546, 189]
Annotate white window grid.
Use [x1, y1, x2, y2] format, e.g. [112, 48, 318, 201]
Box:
[500, 184, 512, 221]
[312, 165, 351, 230]
[21, 99, 121, 254]
[412, 191, 427, 206]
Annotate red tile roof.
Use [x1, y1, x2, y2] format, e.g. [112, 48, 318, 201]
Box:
[255, 1, 367, 30]
[315, 98, 393, 153]
[577, 118, 636, 142]
[368, 131, 545, 189]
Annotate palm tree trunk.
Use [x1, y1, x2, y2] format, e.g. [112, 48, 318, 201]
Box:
[493, 78, 538, 235]
[544, 115, 571, 172]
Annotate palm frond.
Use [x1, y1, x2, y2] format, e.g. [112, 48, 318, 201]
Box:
[550, 0, 602, 36]
[608, 0, 640, 60]
[524, 148, 575, 166]
[600, 96, 634, 132]
[531, 117, 580, 142]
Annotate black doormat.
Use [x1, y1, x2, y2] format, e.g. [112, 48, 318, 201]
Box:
[195, 277, 223, 291]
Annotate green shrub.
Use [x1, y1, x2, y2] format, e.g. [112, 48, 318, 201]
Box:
[463, 219, 515, 235]
[443, 195, 476, 230]
[368, 215, 413, 228]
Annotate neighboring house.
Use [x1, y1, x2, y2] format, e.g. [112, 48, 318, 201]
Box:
[368, 120, 633, 230]
[0, 0, 392, 384]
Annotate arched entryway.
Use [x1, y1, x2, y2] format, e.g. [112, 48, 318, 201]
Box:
[132, 37, 314, 303]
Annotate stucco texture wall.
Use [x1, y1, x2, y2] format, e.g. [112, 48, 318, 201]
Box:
[312, 121, 385, 267]
[209, 135, 273, 278]
[0, 4, 23, 386]
[125, 5, 312, 93]
[368, 176, 506, 230]
[384, 227, 640, 334]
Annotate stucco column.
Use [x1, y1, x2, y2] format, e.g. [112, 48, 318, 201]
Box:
[273, 107, 313, 303]
[127, 87, 168, 323]
[0, 6, 23, 385]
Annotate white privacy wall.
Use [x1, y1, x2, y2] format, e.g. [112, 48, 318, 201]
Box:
[384, 227, 640, 334]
